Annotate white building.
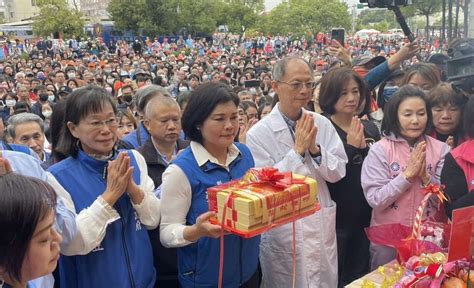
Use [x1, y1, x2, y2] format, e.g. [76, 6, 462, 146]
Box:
[3, 0, 39, 22]
[80, 0, 110, 17]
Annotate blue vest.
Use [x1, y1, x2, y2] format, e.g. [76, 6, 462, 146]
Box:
[123, 122, 150, 149]
[0, 141, 34, 156]
[172, 143, 260, 288]
[48, 150, 156, 288]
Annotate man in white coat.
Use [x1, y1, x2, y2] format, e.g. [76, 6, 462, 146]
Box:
[246, 56, 348, 287]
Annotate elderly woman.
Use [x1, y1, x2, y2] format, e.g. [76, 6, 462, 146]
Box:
[160, 82, 260, 287]
[427, 83, 467, 148]
[48, 86, 161, 288]
[441, 97, 474, 217]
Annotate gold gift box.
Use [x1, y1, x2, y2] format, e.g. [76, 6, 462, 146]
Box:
[215, 174, 318, 232]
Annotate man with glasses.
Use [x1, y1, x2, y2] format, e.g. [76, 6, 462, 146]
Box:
[246, 56, 347, 287]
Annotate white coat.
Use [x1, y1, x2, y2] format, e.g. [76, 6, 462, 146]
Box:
[246, 104, 348, 288]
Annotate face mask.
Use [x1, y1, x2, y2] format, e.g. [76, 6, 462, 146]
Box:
[225, 72, 232, 77]
[42, 110, 52, 118]
[48, 95, 55, 102]
[39, 93, 49, 102]
[67, 73, 76, 79]
[383, 86, 399, 102]
[106, 78, 114, 85]
[179, 86, 188, 92]
[104, 69, 112, 74]
[123, 95, 133, 103]
[249, 87, 257, 95]
[6, 99, 16, 107]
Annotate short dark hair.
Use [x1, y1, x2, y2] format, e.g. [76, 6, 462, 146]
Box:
[319, 67, 369, 115]
[464, 97, 474, 138]
[49, 100, 68, 162]
[402, 63, 441, 89]
[56, 85, 117, 158]
[381, 85, 432, 137]
[182, 82, 239, 143]
[0, 173, 56, 282]
[427, 82, 466, 108]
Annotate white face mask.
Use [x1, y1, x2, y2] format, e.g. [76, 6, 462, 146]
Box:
[42, 110, 52, 118]
[179, 86, 188, 92]
[48, 95, 55, 102]
[106, 79, 114, 85]
[67, 73, 76, 79]
[5, 99, 16, 107]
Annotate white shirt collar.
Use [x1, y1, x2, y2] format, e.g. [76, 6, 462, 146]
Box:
[190, 141, 240, 169]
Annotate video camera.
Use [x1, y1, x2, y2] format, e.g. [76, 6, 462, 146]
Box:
[447, 38, 474, 95]
[359, 0, 412, 8]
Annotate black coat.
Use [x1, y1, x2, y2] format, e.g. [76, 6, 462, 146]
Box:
[137, 138, 189, 287]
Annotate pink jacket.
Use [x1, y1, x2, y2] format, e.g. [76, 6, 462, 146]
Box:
[451, 139, 474, 192]
[361, 134, 450, 227]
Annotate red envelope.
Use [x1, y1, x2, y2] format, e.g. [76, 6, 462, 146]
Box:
[448, 206, 474, 262]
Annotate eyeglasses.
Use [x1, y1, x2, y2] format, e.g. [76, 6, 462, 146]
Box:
[84, 117, 118, 131]
[277, 81, 317, 91]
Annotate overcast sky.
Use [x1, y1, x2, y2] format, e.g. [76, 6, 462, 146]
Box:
[265, 0, 359, 11]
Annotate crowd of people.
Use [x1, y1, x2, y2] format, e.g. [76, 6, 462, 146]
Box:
[0, 32, 472, 288]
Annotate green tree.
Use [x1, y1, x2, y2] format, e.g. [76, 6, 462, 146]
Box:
[262, 0, 351, 37]
[33, 0, 84, 38]
[412, 0, 442, 39]
[357, 9, 398, 29]
[216, 0, 264, 42]
[107, 0, 146, 33]
[108, 0, 223, 36]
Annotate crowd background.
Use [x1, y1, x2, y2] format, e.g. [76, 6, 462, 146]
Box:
[0, 29, 473, 288]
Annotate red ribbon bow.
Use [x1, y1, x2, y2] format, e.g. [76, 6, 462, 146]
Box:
[421, 183, 448, 203]
[245, 168, 294, 189]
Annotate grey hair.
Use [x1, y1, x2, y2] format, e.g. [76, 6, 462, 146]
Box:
[7, 113, 44, 138]
[144, 95, 179, 120]
[238, 90, 252, 97]
[15, 72, 25, 79]
[272, 56, 314, 81]
[135, 84, 171, 114]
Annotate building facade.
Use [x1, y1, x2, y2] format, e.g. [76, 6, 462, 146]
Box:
[3, 0, 39, 22]
[80, 0, 110, 17]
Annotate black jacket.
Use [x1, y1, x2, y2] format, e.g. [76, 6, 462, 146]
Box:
[137, 138, 189, 287]
[325, 116, 381, 229]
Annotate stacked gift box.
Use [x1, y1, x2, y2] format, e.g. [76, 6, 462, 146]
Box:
[208, 168, 319, 238]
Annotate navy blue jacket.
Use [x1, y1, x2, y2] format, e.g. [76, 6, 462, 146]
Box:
[173, 143, 260, 288]
[49, 150, 156, 288]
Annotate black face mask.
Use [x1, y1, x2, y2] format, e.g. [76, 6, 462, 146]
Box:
[123, 95, 133, 103]
[39, 93, 49, 102]
[225, 72, 232, 77]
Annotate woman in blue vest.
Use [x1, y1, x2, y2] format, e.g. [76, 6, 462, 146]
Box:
[48, 86, 161, 288]
[160, 82, 260, 288]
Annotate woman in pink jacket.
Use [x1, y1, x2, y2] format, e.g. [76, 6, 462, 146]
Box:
[361, 85, 449, 269]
